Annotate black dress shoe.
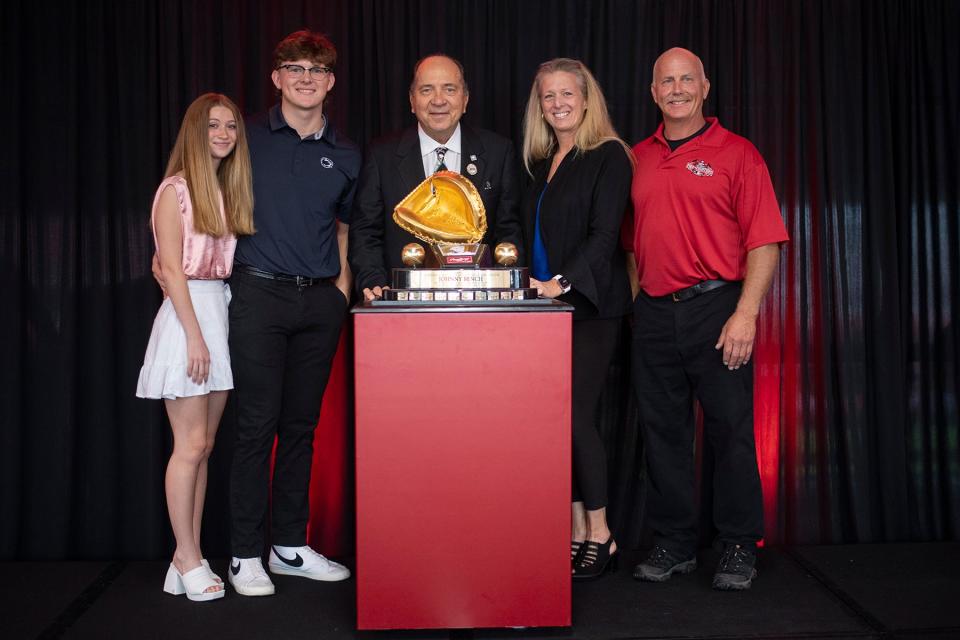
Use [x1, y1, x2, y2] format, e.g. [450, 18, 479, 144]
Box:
[572, 537, 618, 580]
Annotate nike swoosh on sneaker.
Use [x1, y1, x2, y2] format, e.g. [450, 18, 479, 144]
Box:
[231, 561, 241, 575]
[273, 548, 304, 567]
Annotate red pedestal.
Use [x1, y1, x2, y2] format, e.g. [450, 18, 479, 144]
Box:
[354, 305, 572, 630]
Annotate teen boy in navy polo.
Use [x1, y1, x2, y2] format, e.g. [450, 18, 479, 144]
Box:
[226, 30, 360, 597]
[630, 48, 788, 591]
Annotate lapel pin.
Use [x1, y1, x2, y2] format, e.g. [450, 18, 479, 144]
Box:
[466, 163, 478, 175]
[484, 180, 492, 190]
[469, 154, 477, 161]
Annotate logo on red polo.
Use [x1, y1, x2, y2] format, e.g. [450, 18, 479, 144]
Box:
[686, 160, 714, 177]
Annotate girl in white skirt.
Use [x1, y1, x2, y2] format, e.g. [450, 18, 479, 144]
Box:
[136, 93, 255, 601]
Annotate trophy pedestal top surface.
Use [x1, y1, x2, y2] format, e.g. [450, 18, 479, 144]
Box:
[353, 298, 572, 313]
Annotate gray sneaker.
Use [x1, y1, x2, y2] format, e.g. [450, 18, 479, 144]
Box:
[712, 544, 757, 590]
[633, 545, 697, 582]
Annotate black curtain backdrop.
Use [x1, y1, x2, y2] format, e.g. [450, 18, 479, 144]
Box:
[2, 0, 958, 560]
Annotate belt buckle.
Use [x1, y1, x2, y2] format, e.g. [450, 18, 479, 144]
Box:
[295, 275, 306, 288]
[671, 291, 681, 302]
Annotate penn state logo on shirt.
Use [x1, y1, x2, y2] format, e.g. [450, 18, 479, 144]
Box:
[320, 157, 334, 169]
[686, 159, 714, 177]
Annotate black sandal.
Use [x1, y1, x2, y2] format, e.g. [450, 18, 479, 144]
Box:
[571, 540, 583, 561]
[573, 537, 618, 580]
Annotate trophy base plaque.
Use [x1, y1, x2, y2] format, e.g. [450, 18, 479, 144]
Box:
[373, 266, 541, 305]
[382, 288, 540, 302]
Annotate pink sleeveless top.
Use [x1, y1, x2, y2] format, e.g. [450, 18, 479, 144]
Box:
[151, 176, 236, 279]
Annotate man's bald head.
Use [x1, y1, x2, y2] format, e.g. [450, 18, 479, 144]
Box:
[650, 47, 711, 138]
[652, 47, 707, 84]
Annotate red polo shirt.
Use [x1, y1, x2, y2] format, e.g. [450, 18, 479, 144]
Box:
[631, 118, 788, 296]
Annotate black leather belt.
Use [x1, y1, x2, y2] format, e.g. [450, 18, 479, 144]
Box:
[236, 265, 330, 287]
[660, 279, 734, 302]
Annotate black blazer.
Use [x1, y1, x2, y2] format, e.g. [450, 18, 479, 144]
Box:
[349, 123, 523, 293]
[521, 140, 633, 319]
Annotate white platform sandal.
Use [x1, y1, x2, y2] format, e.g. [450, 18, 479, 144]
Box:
[201, 559, 223, 584]
[163, 563, 225, 601]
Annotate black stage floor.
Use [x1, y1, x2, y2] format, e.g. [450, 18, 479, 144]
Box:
[3, 544, 957, 640]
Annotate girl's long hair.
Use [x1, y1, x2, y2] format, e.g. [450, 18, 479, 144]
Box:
[164, 93, 255, 236]
[521, 58, 634, 175]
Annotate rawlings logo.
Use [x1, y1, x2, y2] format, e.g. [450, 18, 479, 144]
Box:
[686, 160, 714, 177]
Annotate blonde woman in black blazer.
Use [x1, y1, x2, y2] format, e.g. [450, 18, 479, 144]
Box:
[521, 58, 634, 580]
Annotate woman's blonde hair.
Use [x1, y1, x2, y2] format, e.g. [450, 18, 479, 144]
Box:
[521, 58, 633, 174]
[164, 93, 255, 237]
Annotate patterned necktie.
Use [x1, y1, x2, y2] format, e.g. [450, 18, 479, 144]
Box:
[434, 147, 448, 173]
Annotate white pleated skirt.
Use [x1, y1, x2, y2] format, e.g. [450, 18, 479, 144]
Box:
[136, 279, 233, 400]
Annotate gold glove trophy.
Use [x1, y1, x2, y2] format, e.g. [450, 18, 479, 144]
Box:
[378, 171, 538, 303]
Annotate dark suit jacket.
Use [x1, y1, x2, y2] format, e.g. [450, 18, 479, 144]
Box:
[349, 123, 523, 293]
[521, 140, 633, 319]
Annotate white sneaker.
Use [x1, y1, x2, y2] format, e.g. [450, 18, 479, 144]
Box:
[227, 557, 276, 596]
[268, 545, 351, 582]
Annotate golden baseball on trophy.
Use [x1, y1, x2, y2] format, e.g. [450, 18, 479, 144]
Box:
[401, 242, 427, 267]
[494, 242, 519, 266]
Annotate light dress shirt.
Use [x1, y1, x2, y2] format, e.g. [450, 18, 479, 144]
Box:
[418, 123, 462, 176]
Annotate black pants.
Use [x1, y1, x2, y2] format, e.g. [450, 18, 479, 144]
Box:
[571, 316, 621, 511]
[227, 270, 347, 558]
[632, 283, 763, 555]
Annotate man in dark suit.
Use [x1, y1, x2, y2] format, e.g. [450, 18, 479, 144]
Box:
[349, 54, 522, 300]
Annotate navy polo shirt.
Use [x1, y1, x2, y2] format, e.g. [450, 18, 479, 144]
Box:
[234, 105, 361, 278]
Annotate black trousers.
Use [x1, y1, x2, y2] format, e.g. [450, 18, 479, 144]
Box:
[571, 316, 621, 511]
[632, 283, 763, 555]
[227, 270, 347, 558]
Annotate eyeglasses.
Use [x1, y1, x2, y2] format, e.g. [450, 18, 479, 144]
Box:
[278, 64, 332, 78]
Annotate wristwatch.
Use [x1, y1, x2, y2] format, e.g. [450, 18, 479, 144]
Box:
[554, 274, 572, 294]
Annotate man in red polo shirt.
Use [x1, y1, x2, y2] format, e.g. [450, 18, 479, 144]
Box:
[630, 48, 788, 590]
